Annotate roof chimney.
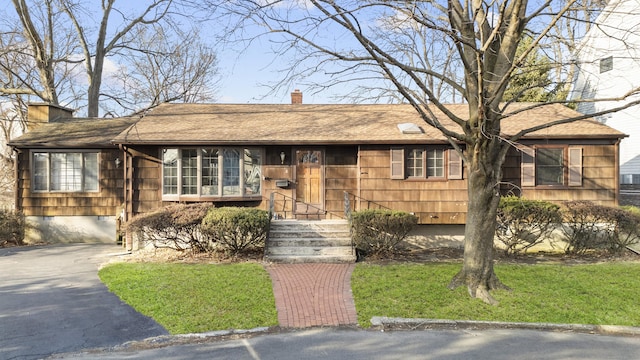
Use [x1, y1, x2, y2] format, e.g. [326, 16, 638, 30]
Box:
[291, 89, 302, 104]
[27, 103, 74, 131]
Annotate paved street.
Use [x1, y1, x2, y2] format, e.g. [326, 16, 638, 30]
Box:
[0, 244, 168, 360]
[56, 327, 640, 360]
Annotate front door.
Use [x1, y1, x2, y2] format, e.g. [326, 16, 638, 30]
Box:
[295, 149, 324, 213]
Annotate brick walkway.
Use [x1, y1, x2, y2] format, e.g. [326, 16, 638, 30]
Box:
[266, 263, 358, 328]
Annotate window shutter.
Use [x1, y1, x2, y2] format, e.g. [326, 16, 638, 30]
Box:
[521, 147, 535, 187]
[568, 147, 583, 187]
[390, 148, 404, 179]
[447, 149, 463, 179]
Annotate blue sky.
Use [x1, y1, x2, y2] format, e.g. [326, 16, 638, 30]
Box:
[105, 1, 351, 106]
[215, 43, 330, 104]
[195, 2, 371, 105]
[214, 32, 355, 105]
[215, 42, 294, 104]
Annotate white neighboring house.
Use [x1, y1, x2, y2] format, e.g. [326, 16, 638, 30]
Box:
[570, 0, 640, 185]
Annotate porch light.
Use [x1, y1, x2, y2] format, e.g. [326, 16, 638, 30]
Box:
[114, 157, 122, 168]
[280, 151, 286, 164]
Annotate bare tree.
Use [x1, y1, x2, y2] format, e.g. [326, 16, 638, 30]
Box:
[1, 0, 83, 108]
[102, 26, 219, 116]
[2, 0, 216, 117]
[58, 0, 180, 117]
[347, 11, 465, 104]
[0, 17, 69, 203]
[214, 0, 640, 304]
[545, 0, 609, 96]
[0, 0, 218, 203]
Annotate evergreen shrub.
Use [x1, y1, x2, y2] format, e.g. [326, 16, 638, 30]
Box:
[351, 209, 417, 257]
[495, 196, 562, 255]
[201, 207, 269, 254]
[126, 203, 213, 252]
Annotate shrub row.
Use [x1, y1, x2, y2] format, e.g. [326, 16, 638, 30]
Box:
[495, 196, 562, 255]
[202, 207, 269, 253]
[351, 209, 418, 257]
[562, 200, 640, 255]
[0, 209, 25, 246]
[126, 204, 269, 255]
[496, 197, 640, 255]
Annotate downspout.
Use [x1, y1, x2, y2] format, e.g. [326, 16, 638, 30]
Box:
[118, 144, 129, 223]
[615, 138, 621, 206]
[357, 145, 361, 212]
[12, 146, 21, 211]
[118, 143, 133, 250]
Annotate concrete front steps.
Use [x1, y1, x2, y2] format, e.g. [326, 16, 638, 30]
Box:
[266, 219, 356, 263]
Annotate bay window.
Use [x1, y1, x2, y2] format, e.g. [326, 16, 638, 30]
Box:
[162, 147, 262, 199]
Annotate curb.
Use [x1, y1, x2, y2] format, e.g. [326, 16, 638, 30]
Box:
[54, 326, 277, 357]
[120, 326, 274, 348]
[370, 317, 640, 337]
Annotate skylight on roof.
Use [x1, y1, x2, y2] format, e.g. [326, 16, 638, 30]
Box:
[397, 123, 424, 134]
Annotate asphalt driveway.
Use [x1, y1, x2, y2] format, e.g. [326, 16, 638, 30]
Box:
[0, 244, 168, 360]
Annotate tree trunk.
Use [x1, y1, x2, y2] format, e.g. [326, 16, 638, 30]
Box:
[448, 146, 510, 305]
[86, 75, 101, 118]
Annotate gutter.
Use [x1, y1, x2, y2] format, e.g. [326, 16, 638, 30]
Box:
[109, 135, 627, 147]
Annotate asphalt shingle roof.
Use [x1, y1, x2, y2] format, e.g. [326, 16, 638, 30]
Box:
[112, 102, 626, 145]
[9, 117, 137, 148]
[9, 102, 626, 148]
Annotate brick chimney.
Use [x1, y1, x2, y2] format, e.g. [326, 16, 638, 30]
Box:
[291, 89, 302, 104]
[27, 103, 74, 131]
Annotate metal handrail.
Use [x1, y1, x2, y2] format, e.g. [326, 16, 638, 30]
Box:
[343, 192, 397, 259]
[270, 191, 389, 222]
[343, 191, 392, 217]
[269, 191, 344, 220]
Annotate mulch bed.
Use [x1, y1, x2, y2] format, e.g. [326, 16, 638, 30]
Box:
[371, 246, 640, 265]
[5, 241, 638, 265]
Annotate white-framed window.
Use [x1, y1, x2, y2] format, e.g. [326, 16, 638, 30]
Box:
[390, 147, 462, 180]
[32, 151, 99, 192]
[162, 147, 262, 199]
[426, 149, 445, 177]
[407, 149, 424, 177]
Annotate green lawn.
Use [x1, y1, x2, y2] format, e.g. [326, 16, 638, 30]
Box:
[98, 262, 278, 334]
[99, 261, 640, 333]
[352, 262, 640, 328]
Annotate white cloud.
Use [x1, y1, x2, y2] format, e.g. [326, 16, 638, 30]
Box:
[63, 54, 122, 86]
